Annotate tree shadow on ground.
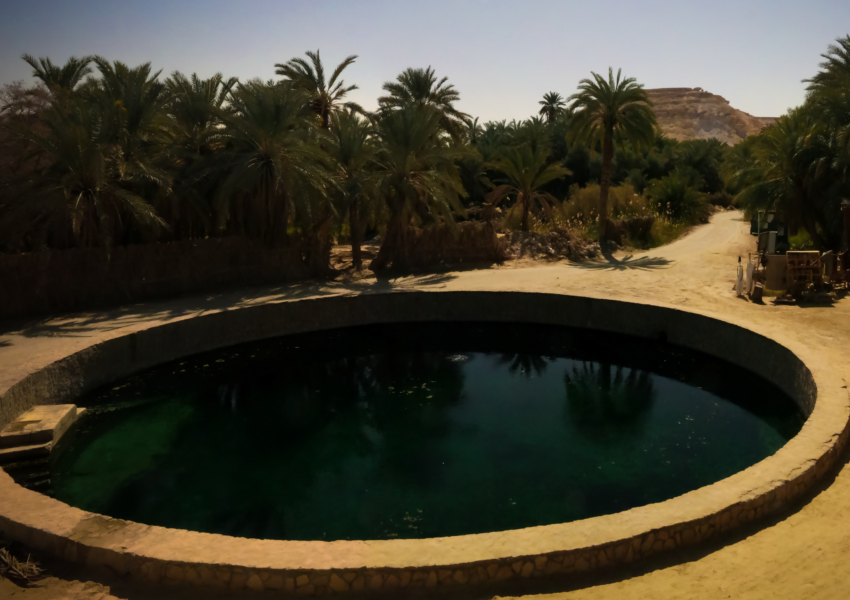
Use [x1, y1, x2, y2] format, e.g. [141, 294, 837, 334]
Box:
[2, 270, 459, 340]
[571, 251, 672, 272]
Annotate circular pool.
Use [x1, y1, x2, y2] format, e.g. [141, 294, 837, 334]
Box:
[49, 321, 804, 541]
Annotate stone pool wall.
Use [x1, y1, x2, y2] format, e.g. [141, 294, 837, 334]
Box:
[0, 291, 847, 596]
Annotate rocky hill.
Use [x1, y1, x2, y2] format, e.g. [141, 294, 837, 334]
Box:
[645, 88, 775, 145]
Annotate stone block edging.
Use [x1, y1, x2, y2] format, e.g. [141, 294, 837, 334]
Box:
[1, 291, 848, 595]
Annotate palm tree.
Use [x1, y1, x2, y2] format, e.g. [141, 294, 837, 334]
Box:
[538, 91, 565, 123]
[275, 50, 363, 129]
[211, 80, 333, 248]
[485, 146, 571, 231]
[328, 110, 378, 270]
[465, 117, 484, 145]
[369, 104, 467, 271]
[0, 97, 167, 252]
[162, 72, 238, 239]
[514, 117, 551, 153]
[730, 107, 831, 248]
[21, 54, 93, 97]
[378, 67, 471, 140]
[568, 68, 657, 244]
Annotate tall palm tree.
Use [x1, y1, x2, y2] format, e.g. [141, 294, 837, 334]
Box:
[378, 67, 471, 140]
[21, 54, 93, 97]
[568, 68, 657, 244]
[275, 50, 363, 129]
[328, 110, 378, 270]
[538, 91, 566, 123]
[162, 72, 238, 239]
[370, 104, 467, 271]
[211, 80, 333, 247]
[485, 146, 571, 231]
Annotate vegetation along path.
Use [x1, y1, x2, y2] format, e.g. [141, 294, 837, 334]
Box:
[1, 210, 849, 600]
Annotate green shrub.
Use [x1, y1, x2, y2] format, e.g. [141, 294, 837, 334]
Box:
[648, 171, 711, 223]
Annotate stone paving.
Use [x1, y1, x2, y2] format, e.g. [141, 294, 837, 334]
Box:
[1, 211, 849, 599]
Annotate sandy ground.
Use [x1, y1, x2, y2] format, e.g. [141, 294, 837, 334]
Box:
[1, 210, 850, 599]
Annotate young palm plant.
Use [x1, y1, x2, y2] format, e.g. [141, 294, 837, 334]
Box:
[568, 68, 657, 244]
[275, 50, 363, 129]
[370, 105, 467, 271]
[485, 146, 571, 231]
[327, 110, 379, 270]
[211, 80, 333, 248]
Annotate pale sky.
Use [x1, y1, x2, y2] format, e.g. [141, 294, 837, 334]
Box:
[1, 0, 848, 122]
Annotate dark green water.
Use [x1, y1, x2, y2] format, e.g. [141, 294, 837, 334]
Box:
[50, 323, 804, 541]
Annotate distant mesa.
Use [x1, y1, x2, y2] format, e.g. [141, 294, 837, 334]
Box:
[644, 87, 776, 145]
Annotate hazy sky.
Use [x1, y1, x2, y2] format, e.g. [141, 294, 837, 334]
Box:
[1, 0, 848, 122]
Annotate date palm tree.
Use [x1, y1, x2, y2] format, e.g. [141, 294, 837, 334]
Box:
[0, 98, 167, 253]
[211, 80, 333, 247]
[538, 91, 566, 123]
[378, 67, 471, 140]
[568, 68, 657, 244]
[21, 54, 93, 97]
[370, 104, 467, 271]
[328, 110, 378, 270]
[162, 72, 238, 238]
[730, 107, 831, 248]
[485, 146, 571, 231]
[275, 50, 363, 129]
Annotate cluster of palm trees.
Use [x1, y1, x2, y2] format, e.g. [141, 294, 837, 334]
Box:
[0, 51, 666, 271]
[726, 35, 850, 251]
[4, 37, 845, 273]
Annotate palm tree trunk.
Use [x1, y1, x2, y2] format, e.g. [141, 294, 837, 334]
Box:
[598, 129, 615, 245]
[521, 194, 530, 232]
[349, 199, 362, 270]
[370, 208, 408, 271]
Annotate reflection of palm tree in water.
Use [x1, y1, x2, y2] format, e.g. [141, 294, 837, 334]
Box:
[496, 353, 555, 378]
[564, 362, 656, 438]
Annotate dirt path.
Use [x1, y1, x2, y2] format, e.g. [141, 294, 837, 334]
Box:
[1, 211, 849, 600]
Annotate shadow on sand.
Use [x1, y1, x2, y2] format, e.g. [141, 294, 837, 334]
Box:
[2, 270, 460, 340]
[572, 251, 672, 272]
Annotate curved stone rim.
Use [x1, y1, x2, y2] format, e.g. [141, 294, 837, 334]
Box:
[1, 291, 847, 593]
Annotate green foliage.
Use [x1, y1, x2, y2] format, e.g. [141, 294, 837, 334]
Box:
[275, 50, 363, 129]
[728, 35, 850, 251]
[210, 81, 333, 246]
[648, 170, 711, 223]
[485, 145, 571, 231]
[567, 67, 658, 243]
[378, 67, 470, 140]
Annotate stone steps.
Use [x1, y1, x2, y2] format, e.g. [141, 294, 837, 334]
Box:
[0, 441, 53, 465]
[0, 404, 83, 495]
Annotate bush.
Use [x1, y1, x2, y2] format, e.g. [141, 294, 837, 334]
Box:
[648, 171, 711, 223]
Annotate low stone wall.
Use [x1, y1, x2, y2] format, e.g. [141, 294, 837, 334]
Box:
[0, 238, 310, 320]
[405, 221, 508, 268]
[0, 292, 847, 596]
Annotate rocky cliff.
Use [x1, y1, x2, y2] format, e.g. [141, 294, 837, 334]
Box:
[645, 88, 775, 145]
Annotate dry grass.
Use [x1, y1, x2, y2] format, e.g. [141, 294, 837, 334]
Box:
[0, 544, 44, 587]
